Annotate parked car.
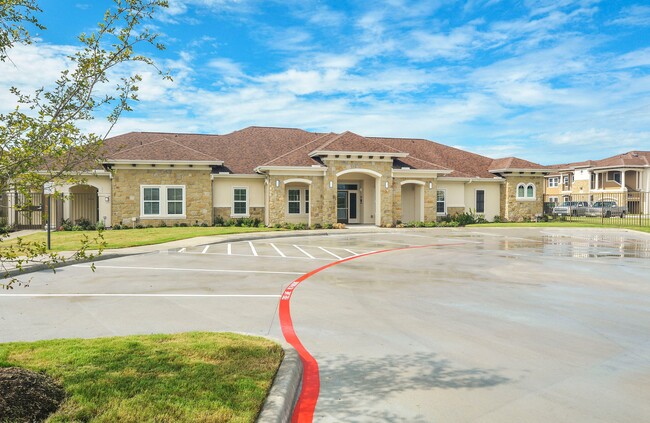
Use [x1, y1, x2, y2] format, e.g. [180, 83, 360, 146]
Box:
[584, 201, 627, 218]
[552, 201, 590, 216]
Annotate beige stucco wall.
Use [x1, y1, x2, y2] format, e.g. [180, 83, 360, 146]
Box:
[463, 183, 501, 221]
[111, 167, 212, 226]
[436, 181, 465, 215]
[59, 175, 112, 226]
[213, 176, 265, 214]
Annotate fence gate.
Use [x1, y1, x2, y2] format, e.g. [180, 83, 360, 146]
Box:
[14, 192, 45, 229]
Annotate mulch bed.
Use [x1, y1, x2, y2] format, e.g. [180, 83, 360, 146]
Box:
[0, 367, 65, 422]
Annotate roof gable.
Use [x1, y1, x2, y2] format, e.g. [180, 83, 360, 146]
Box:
[311, 131, 403, 155]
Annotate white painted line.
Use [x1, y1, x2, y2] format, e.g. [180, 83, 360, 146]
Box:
[72, 264, 302, 275]
[344, 249, 358, 256]
[179, 252, 332, 261]
[0, 293, 280, 298]
[227, 243, 232, 255]
[270, 243, 286, 257]
[248, 241, 258, 256]
[201, 245, 210, 254]
[293, 245, 315, 259]
[178, 248, 186, 253]
[319, 247, 342, 260]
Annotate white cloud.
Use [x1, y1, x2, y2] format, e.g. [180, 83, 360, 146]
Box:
[608, 5, 650, 26]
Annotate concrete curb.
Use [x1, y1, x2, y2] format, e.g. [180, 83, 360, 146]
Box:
[257, 346, 303, 423]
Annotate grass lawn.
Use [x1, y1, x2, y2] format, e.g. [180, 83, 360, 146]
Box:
[470, 220, 650, 234]
[2, 226, 279, 252]
[0, 332, 283, 423]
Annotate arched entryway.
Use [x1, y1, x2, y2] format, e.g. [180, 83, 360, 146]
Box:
[69, 185, 99, 225]
[336, 169, 382, 225]
[401, 180, 425, 223]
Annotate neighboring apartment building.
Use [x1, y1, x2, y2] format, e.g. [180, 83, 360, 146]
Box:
[3, 127, 551, 229]
[544, 151, 650, 214]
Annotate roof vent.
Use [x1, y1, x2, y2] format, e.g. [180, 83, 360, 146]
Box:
[632, 153, 639, 157]
[401, 167, 410, 170]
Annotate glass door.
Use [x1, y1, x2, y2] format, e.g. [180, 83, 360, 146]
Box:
[348, 191, 358, 223]
[337, 190, 348, 223]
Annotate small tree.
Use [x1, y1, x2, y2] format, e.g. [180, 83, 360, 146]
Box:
[0, 0, 170, 288]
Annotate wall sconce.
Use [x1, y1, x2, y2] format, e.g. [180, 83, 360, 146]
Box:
[275, 180, 280, 187]
[429, 182, 433, 189]
[329, 181, 333, 188]
[105, 196, 110, 203]
[385, 181, 389, 189]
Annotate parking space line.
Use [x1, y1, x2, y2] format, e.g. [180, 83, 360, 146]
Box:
[248, 241, 258, 256]
[0, 293, 280, 298]
[227, 243, 232, 255]
[270, 243, 286, 257]
[201, 245, 210, 254]
[71, 264, 302, 275]
[344, 249, 358, 256]
[178, 247, 186, 253]
[294, 245, 315, 259]
[319, 247, 342, 260]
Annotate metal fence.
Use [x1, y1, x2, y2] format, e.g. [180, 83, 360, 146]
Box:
[544, 191, 650, 227]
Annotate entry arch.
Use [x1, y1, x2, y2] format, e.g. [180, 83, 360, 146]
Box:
[335, 168, 382, 226]
[69, 184, 99, 225]
[400, 181, 425, 223]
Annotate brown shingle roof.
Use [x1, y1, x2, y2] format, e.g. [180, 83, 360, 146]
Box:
[373, 137, 496, 178]
[591, 151, 650, 168]
[312, 131, 403, 154]
[102, 126, 544, 178]
[488, 157, 546, 171]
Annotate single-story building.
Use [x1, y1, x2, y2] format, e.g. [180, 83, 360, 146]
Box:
[3, 127, 551, 229]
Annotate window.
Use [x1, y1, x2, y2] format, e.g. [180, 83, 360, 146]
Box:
[476, 190, 485, 213]
[167, 187, 183, 215]
[548, 177, 558, 188]
[436, 190, 446, 214]
[607, 171, 621, 184]
[516, 183, 535, 200]
[590, 173, 596, 190]
[143, 187, 160, 215]
[548, 196, 558, 203]
[141, 185, 185, 217]
[288, 189, 301, 214]
[287, 187, 309, 214]
[233, 187, 248, 216]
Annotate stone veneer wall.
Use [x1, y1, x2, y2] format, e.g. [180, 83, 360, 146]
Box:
[392, 178, 438, 222]
[265, 163, 439, 227]
[504, 175, 544, 221]
[112, 168, 212, 226]
[267, 175, 324, 226]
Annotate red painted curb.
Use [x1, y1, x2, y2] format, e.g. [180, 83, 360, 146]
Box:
[279, 243, 460, 422]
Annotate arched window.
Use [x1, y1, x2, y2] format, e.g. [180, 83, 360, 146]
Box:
[526, 184, 535, 198]
[516, 182, 536, 200]
[517, 184, 525, 198]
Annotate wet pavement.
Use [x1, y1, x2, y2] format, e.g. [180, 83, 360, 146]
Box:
[1, 227, 649, 422]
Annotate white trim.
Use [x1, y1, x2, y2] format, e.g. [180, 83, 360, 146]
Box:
[211, 174, 265, 179]
[336, 168, 382, 178]
[254, 166, 326, 175]
[392, 169, 451, 178]
[284, 178, 313, 185]
[436, 188, 447, 215]
[489, 168, 547, 174]
[232, 186, 249, 217]
[399, 180, 426, 186]
[109, 160, 222, 165]
[140, 185, 186, 218]
[439, 176, 504, 182]
[310, 150, 409, 159]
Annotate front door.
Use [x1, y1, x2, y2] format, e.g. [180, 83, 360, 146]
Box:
[337, 189, 359, 224]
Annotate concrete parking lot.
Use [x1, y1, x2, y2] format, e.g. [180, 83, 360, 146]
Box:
[2, 228, 650, 422]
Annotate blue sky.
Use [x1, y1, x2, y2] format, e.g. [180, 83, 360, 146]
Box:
[1, 0, 649, 165]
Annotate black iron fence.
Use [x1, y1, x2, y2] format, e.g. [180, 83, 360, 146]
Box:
[544, 191, 649, 227]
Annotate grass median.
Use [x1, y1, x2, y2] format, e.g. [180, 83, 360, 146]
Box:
[469, 220, 650, 234]
[2, 226, 280, 252]
[0, 332, 283, 422]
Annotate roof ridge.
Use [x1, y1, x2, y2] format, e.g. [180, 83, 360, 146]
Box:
[166, 138, 219, 160]
[261, 132, 335, 166]
[368, 136, 494, 161]
[314, 131, 403, 154]
[110, 135, 172, 156]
